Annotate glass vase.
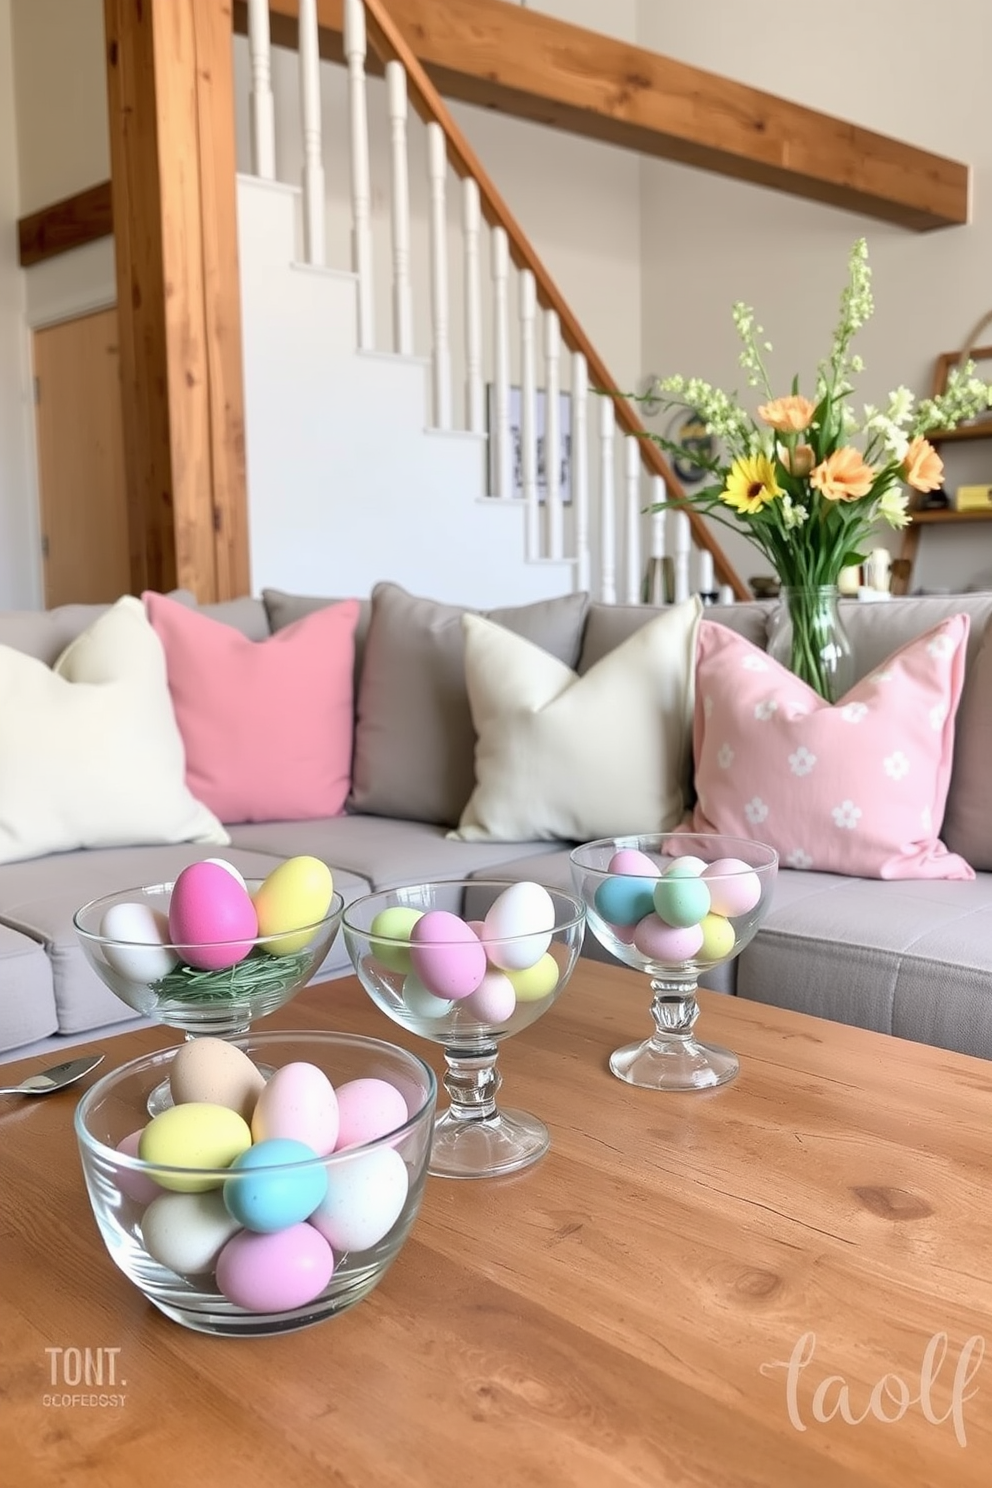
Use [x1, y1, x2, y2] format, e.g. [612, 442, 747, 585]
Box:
[767, 585, 854, 703]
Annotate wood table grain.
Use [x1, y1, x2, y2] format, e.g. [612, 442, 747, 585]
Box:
[3, 962, 992, 1487]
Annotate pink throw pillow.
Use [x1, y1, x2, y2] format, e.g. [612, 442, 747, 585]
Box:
[144, 591, 360, 823]
[688, 616, 974, 880]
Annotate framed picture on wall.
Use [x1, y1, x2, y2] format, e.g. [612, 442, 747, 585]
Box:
[486, 384, 572, 503]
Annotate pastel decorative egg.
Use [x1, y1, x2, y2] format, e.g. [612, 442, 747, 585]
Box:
[138, 1101, 252, 1192]
[115, 1129, 164, 1205]
[697, 912, 736, 961]
[168, 861, 258, 971]
[251, 1061, 339, 1155]
[202, 858, 248, 891]
[402, 973, 453, 1019]
[702, 858, 763, 917]
[308, 1147, 409, 1254]
[652, 870, 711, 929]
[369, 907, 423, 973]
[215, 1224, 334, 1311]
[141, 1188, 242, 1275]
[594, 875, 657, 928]
[482, 882, 556, 971]
[663, 854, 708, 876]
[506, 952, 560, 1003]
[99, 901, 178, 983]
[169, 1037, 266, 1122]
[632, 915, 705, 963]
[334, 1078, 409, 1150]
[252, 856, 334, 956]
[608, 848, 661, 877]
[461, 967, 517, 1023]
[409, 911, 487, 1000]
[223, 1138, 328, 1233]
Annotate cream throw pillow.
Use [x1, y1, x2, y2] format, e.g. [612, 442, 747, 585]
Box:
[452, 597, 701, 842]
[0, 595, 229, 865]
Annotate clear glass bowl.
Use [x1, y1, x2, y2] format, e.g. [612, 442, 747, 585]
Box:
[341, 880, 585, 1180]
[570, 833, 778, 1091]
[74, 1030, 436, 1337]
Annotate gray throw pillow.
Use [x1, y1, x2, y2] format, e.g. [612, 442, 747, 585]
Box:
[262, 588, 372, 695]
[351, 581, 590, 826]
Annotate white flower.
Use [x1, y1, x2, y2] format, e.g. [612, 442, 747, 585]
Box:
[786, 848, 813, 869]
[883, 751, 909, 780]
[929, 704, 946, 731]
[742, 654, 769, 672]
[841, 702, 868, 723]
[717, 743, 734, 770]
[885, 386, 915, 426]
[832, 799, 862, 830]
[744, 797, 769, 825]
[780, 493, 809, 530]
[754, 699, 778, 722]
[927, 633, 953, 658]
[789, 746, 817, 777]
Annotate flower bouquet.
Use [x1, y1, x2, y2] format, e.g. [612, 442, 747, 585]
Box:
[643, 239, 992, 700]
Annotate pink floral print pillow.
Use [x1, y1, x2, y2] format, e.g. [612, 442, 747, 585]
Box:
[688, 615, 974, 880]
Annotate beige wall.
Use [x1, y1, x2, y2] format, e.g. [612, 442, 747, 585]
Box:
[636, 0, 992, 594]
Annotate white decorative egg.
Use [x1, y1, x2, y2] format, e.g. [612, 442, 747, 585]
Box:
[482, 882, 556, 972]
[100, 901, 179, 983]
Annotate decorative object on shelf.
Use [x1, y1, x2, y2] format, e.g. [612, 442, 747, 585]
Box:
[342, 880, 585, 1179]
[570, 834, 778, 1091]
[633, 240, 992, 697]
[74, 858, 344, 1115]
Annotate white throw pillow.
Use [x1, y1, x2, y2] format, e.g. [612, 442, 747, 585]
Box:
[0, 595, 229, 865]
[452, 597, 701, 842]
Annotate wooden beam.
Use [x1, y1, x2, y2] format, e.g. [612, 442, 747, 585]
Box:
[103, 0, 250, 603]
[17, 182, 113, 267]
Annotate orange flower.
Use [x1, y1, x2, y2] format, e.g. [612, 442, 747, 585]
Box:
[757, 395, 816, 433]
[902, 437, 943, 493]
[779, 442, 815, 477]
[809, 447, 875, 502]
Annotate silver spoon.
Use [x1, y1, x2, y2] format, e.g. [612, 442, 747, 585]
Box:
[0, 1052, 104, 1096]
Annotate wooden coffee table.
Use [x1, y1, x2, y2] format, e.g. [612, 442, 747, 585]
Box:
[3, 961, 992, 1486]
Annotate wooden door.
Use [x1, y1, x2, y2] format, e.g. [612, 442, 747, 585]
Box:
[33, 307, 132, 606]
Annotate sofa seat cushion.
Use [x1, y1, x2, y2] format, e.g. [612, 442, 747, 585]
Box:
[226, 817, 556, 893]
[0, 924, 58, 1054]
[0, 845, 370, 1038]
[736, 869, 992, 1059]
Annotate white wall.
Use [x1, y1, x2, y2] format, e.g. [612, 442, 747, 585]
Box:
[636, 0, 992, 594]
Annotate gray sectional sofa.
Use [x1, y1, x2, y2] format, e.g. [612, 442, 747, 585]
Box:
[2, 580, 992, 1062]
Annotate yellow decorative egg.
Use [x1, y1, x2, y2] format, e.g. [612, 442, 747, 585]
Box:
[369, 907, 423, 973]
[138, 1102, 252, 1192]
[506, 952, 560, 1003]
[253, 856, 334, 956]
[697, 912, 736, 961]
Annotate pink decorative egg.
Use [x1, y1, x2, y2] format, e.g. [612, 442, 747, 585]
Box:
[608, 848, 661, 878]
[633, 914, 704, 962]
[409, 910, 487, 1000]
[701, 858, 762, 917]
[251, 1062, 339, 1155]
[334, 1078, 409, 1150]
[168, 861, 258, 970]
[215, 1224, 334, 1311]
[115, 1129, 163, 1205]
[461, 968, 517, 1023]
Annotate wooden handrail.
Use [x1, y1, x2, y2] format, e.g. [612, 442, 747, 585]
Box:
[357, 0, 750, 598]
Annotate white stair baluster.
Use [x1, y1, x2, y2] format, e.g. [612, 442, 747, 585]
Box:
[543, 310, 563, 560]
[598, 399, 616, 603]
[298, 0, 325, 265]
[345, 0, 375, 350]
[719, 584, 736, 606]
[697, 547, 715, 602]
[463, 179, 483, 433]
[426, 123, 452, 430]
[491, 227, 511, 500]
[572, 352, 590, 593]
[519, 270, 539, 557]
[643, 475, 667, 605]
[672, 509, 691, 603]
[623, 435, 642, 603]
[385, 62, 412, 356]
[247, 0, 275, 181]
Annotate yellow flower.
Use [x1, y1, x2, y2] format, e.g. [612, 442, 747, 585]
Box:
[757, 395, 816, 433]
[809, 447, 875, 502]
[721, 454, 784, 515]
[902, 437, 943, 493]
[878, 488, 911, 529]
[778, 441, 815, 477]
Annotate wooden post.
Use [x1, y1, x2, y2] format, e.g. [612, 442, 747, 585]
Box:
[104, 0, 250, 602]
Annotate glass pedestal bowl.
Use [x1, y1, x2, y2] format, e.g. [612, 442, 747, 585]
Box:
[570, 833, 778, 1091]
[74, 877, 344, 1113]
[341, 880, 585, 1180]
